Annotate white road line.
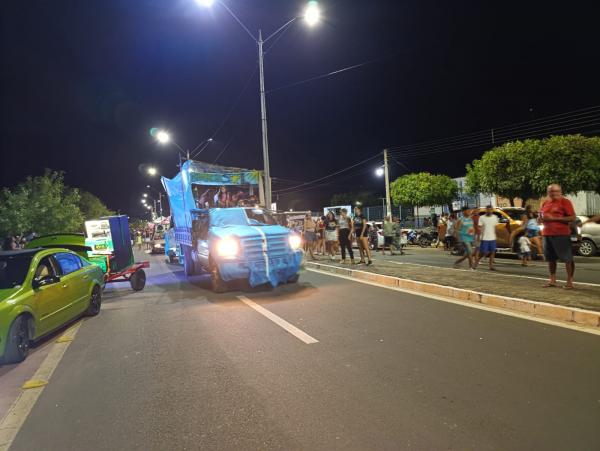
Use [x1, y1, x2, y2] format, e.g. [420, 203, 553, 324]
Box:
[381, 259, 600, 288]
[0, 322, 82, 451]
[237, 295, 318, 344]
[306, 267, 600, 336]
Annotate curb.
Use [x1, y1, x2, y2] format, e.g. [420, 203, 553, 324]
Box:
[306, 262, 600, 329]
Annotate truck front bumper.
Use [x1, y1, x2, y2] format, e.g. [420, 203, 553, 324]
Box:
[218, 250, 302, 287]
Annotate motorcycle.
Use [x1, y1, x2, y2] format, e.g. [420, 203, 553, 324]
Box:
[406, 229, 419, 245]
[418, 229, 438, 248]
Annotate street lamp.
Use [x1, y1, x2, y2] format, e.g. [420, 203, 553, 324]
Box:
[153, 129, 213, 162]
[375, 149, 391, 218]
[197, 0, 322, 209]
[147, 167, 158, 176]
[304, 1, 321, 26]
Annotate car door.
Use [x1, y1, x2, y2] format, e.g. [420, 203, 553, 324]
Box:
[494, 212, 511, 248]
[32, 255, 68, 335]
[53, 252, 88, 319]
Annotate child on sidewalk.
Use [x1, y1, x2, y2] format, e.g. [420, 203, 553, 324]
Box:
[518, 235, 532, 267]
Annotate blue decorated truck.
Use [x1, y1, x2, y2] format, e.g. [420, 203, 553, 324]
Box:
[162, 161, 302, 292]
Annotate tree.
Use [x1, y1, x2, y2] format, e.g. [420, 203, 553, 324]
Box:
[465, 139, 541, 206]
[390, 172, 458, 211]
[466, 135, 600, 205]
[330, 190, 379, 207]
[531, 135, 600, 195]
[0, 170, 84, 236]
[78, 191, 114, 220]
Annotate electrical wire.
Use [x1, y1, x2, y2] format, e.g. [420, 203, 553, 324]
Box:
[211, 136, 236, 164]
[266, 54, 396, 95]
[273, 152, 382, 193]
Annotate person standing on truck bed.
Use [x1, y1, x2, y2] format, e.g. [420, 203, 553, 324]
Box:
[214, 186, 231, 207]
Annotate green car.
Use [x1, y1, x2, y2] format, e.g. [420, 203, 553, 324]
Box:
[0, 248, 105, 364]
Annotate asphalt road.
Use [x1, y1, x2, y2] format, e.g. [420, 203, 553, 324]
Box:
[6, 252, 600, 450]
[372, 246, 600, 285]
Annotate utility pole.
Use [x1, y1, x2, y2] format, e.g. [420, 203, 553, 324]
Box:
[383, 149, 391, 218]
[258, 29, 272, 209]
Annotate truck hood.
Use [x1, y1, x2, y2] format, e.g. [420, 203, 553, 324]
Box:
[210, 224, 290, 240]
[0, 286, 24, 303]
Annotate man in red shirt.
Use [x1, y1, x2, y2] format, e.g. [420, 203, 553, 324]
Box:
[540, 184, 576, 289]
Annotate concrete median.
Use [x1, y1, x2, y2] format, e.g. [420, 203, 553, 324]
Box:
[306, 261, 600, 329]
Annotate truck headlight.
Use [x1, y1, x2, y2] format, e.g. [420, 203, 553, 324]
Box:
[289, 234, 302, 250]
[216, 238, 239, 257]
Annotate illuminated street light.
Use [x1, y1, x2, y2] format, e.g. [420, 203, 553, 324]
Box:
[304, 1, 321, 26]
[375, 167, 384, 177]
[196, 0, 323, 208]
[156, 130, 171, 144]
[141, 199, 146, 204]
[143, 193, 148, 198]
[147, 167, 158, 176]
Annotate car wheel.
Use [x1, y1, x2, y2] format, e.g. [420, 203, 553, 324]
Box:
[130, 269, 146, 291]
[3, 316, 32, 364]
[211, 265, 228, 293]
[86, 285, 102, 316]
[578, 239, 597, 257]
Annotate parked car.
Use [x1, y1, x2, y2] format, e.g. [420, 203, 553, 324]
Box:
[150, 239, 166, 255]
[0, 248, 105, 364]
[577, 216, 600, 257]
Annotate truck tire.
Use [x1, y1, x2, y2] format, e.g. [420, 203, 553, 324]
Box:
[183, 245, 195, 276]
[287, 274, 300, 284]
[211, 265, 228, 293]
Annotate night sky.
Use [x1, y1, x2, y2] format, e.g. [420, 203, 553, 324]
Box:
[2, 0, 599, 215]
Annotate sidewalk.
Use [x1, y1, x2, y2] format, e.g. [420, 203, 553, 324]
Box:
[306, 257, 600, 313]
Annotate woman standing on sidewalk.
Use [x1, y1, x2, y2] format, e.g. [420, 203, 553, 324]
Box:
[354, 206, 372, 265]
[337, 208, 354, 264]
[324, 211, 338, 261]
[303, 213, 317, 260]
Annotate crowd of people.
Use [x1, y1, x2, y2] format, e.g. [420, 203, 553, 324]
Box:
[194, 186, 259, 209]
[297, 184, 598, 290]
[440, 184, 595, 289]
[300, 206, 406, 266]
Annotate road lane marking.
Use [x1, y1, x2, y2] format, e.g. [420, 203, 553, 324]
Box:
[0, 322, 82, 451]
[306, 267, 600, 336]
[237, 295, 318, 344]
[381, 259, 600, 288]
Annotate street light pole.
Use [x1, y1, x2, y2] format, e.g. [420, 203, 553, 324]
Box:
[257, 29, 272, 209]
[383, 149, 391, 218]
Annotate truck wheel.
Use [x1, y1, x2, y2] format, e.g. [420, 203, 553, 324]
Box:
[183, 246, 195, 276]
[3, 316, 32, 364]
[211, 266, 228, 293]
[130, 269, 146, 291]
[287, 274, 300, 284]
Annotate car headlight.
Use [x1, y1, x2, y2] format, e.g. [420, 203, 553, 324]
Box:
[154, 243, 163, 248]
[216, 238, 239, 257]
[289, 234, 302, 250]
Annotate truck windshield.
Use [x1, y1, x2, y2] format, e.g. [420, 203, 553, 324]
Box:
[245, 209, 277, 226]
[0, 254, 33, 289]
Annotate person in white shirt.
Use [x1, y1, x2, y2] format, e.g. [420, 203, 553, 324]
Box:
[518, 235, 532, 266]
[476, 205, 499, 270]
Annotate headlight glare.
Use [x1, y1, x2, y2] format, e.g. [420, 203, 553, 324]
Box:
[216, 238, 239, 257]
[289, 234, 302, 250]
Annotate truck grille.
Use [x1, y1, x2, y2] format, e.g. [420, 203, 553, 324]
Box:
[240, 233, 289, 261]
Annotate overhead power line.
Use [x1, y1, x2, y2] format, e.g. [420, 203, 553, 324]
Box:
[272, 152, 382, 194]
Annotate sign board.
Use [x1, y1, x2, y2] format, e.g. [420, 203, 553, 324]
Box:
[85, 219, 114, 255]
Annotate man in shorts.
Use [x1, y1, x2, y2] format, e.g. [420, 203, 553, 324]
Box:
[540, 184, 576, 289]
[476, 205, 499, 270]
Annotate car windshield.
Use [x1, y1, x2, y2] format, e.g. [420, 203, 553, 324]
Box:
[0, 254, 33, 289]
[245, 209, 277, 226]
[502, 209, 526, 221]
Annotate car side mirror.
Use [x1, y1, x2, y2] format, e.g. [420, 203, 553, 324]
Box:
[32, 275, 60, 289]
